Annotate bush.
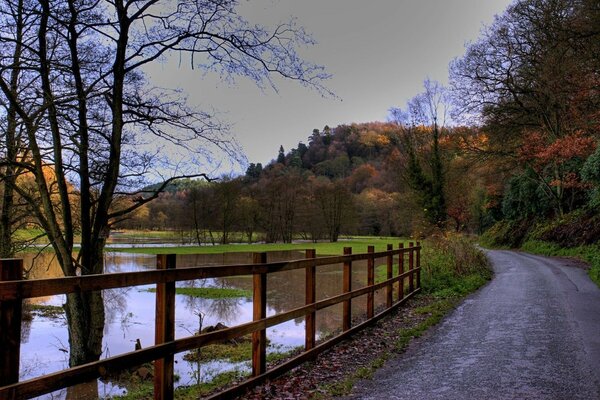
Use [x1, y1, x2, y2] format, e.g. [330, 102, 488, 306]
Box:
[479, 218, 534, 248]
[421, 234, 492, 297]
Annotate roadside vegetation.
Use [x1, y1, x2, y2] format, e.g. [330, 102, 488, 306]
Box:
[481, 211, 600, 288]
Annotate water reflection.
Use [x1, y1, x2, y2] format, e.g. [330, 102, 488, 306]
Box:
[19, 249, 392, 399]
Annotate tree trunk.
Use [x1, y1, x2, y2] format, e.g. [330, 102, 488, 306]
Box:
[64, 242, 106, 366]
[64, 291, 105, 366]
[0, 183, 15, 258]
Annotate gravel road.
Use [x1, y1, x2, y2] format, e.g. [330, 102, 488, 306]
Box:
[347, 250, 600, 400]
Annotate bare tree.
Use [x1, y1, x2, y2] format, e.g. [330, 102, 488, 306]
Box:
[390, 79, 449, 228]
[0, 0, 328, 366]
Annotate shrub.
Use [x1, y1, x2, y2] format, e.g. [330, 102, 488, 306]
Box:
[421, 234, 492, 297]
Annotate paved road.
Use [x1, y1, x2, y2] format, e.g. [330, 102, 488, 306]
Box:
[347, 250, 600, 399]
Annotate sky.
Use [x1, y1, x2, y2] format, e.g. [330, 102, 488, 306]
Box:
[148, 0, 513, 172]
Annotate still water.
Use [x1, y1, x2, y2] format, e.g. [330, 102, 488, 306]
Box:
[19, 249, 390, 399]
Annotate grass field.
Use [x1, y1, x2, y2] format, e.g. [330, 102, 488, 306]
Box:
[112, 237, 412, 256]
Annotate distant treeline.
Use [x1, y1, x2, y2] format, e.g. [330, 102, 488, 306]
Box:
[115, 122, 488, 242]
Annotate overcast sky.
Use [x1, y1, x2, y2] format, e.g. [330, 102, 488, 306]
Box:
[149, 0, 512, 172]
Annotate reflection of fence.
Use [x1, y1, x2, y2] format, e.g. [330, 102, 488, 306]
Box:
[0, 243, 421, 399]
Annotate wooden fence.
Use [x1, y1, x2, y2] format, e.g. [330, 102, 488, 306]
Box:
[0, 242, 421, 399]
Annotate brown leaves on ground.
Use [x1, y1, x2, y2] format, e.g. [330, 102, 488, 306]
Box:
[240, 296, 436, 399]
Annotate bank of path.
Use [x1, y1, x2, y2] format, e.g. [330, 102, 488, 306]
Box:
[347, 250, 600, 399]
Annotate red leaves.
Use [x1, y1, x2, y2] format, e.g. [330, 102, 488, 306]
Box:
[519, 131, 597, 168]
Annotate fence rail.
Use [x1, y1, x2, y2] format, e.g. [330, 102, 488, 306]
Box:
[0, 242, 421, 399]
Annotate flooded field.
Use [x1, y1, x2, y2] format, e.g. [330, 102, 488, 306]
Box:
[19, 249, 392, 399]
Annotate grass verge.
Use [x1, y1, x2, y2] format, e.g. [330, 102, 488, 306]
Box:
[319, 298, 459, 398]
[521, 240, 600, 288]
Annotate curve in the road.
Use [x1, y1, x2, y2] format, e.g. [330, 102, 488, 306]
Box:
[347, 250, 600, 400]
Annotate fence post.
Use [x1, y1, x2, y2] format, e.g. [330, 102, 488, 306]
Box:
[154, 254, 176, 400]
[409, 242, 415, 293]
[305, 249, 316, 350]
[367, 246, 375, 319]
[0, 259, 23, 387]
[342, 247, 352, 331]
[252, 252, 267, 377]
[386, 244, 393, 308]
[398, 243, 404, 301]
[416, 241, 421, 289]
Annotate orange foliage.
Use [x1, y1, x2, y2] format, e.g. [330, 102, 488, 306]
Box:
[519, 131, 597, 168]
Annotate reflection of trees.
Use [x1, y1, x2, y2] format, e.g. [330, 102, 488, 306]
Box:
[20, 309, 32, 344]
[103, 287, 131, 336]
[179, 280, 244, 326]
[205, 298, 244, 324]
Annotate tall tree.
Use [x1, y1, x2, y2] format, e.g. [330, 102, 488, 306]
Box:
[0, 0, 327, 366]
[450, 0, 600, 218]
[390, 79, 449, 227]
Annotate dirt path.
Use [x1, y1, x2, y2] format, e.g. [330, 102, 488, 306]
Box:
[346, 250, 600, 400]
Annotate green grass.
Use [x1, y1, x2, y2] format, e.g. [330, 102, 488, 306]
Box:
[174, 371, 247, 399]
[184, 342, 253, 363]
[13, 228, 47, 241]
[184, 341, 301, 364]
[112, 238, 407, 256]
[144, 287, 251, 299]
[111, 370, 247, 400]
[521, 240, 600, 288]
[419, 235, 492, 297]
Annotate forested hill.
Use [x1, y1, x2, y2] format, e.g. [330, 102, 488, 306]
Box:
[119, 120, 490, 243]
[250, 123, 401, 182]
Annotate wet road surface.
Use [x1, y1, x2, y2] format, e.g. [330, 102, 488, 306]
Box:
[347, 250, 600, 399]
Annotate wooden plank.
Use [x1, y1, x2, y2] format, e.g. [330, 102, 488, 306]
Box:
[154, 254, 176, 400]
[386, 244, 393, 308]
[343, 247, 352, 332]
[417, 242, 422, 289]
[0, 250, 410, 302]
[367, 246, 375, 319]
[409, 242, 415, 293]
[399, 243, 404, 300]
[305, 249, 316, 350]
[0, 245, 422, 399]
[206, 286, 422, 400]
[0, 259, 23, 387]
[252, 253, 267, 377]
